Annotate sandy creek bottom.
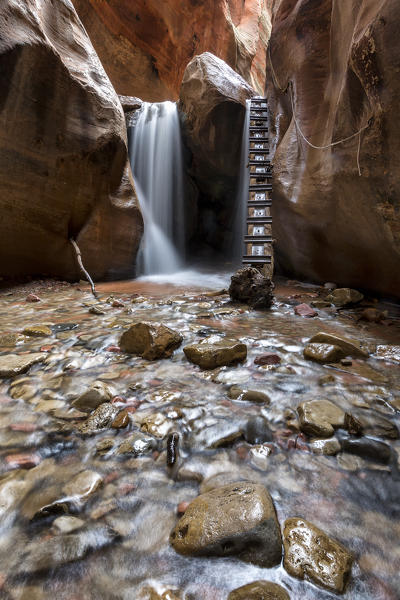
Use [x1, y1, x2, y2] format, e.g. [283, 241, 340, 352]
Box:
[0, 271, 399, 599]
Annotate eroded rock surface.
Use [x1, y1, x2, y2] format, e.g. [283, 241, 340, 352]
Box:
[170, 482, 282, 567]
[0, 0, 143, 280]
[120, 322, 183, 360]
[283, 517, 353, 593]
[229, 267, 274, 309]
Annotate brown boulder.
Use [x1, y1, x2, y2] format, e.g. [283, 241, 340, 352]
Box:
[0, 0, 143, 280]
[183, 338, 247, 369]
[120, 322, 183, 359]
[72, 1, 270, 99]
[283, 517, 353, 593]
[266, 0, 400, 298]
[170, 482, 282, 567]
[297, 399, 345, 438]
[229, 267, 274, 309]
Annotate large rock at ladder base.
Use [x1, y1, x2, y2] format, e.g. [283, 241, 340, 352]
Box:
[170, 482, 282, 567]
[0, 0, 143, 280]
[183, 338, 247, 369]
[229, 267, 274, 309]
[283, 518, 353, 593]
[119, 322, 183, 359]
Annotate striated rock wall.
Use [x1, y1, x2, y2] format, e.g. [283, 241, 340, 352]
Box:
[0, 0, 143, 280]
[71, 0, 271, 100]
[266, 0, 400, 297]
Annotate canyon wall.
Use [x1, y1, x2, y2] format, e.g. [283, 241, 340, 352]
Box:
[0, 0, 143, 280]
[267, 0, 400, 297]
[71, 0, 271, 100]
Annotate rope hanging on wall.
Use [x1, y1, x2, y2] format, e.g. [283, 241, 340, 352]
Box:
[268, 46, 372, 176]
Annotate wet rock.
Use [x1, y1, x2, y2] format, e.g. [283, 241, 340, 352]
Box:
[22, 325, 52, 337]
[303, 343, 346, 364]
[112, 409, 130, 429]
[355, 412, 399, 440]
[140, 412, 174, 439]
[297, 400, 345, 438]
[0, 353, 45, 377]
[184, 338, 247, 369]
[326, 288, 364, 306]
[5, 453, 41, 470]
[166, 432, 180, 466]
[359, 308, 387, 323]
[344, 412, 363, 435]
[63, 470, 103, 501]
[340, 437, 392, 463]
[77, 403, 118, 435]
[88, 305, 106, 315]
[228, 580, 290, 600]
[249, 445, 272, 470]
[318, 374, 336, 386]
[0, 333, 20, 346]
[310, 437, 341, 455]
[120, 321, 183, 359]
[229, 267, 274, 309]
[311, 300, 332, 309]
[193, 421, 243, 449]
[240, 390, 271, 404]
[254, 353, 281, 366]
[308, 332, 371, 358]
[170, 482, 282, 567]
[117, 432, 156, 456]
[228, 385, 244, 399]
[244, 416, 273, 444]
[96, 438, 115, 455]
[53, 516, 85, 533]
[26, 294, 41, 303]
[336, 452, 366, 471]
[72, 381, 113, 411]
[199, 472, 247, 494]
[294, 303, 317, 317]
[14, 526, 117, 574]
[283, 517, 353, 592]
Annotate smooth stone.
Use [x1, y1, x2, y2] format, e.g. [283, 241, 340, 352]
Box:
[77, 403, 118, 434]
[72, 381, 113, 411]
[117, 432, 156, 456]
[228, 581, 290, 600]
[88, 305, 106, 315]
[336, 452, 365, 471]
[310, 437, 341, 455]
[326, 288, 363, 306]
[184, 338, 247, 369]
[112, 409, 130, 429]
[0, 353, 45, 377]
[283, 517, 353, 593]
[311, 300, 332, 308]
[53, 515, 85, 533]
[249, 445, 272, 470]
[140, 412, 174, 438]
[193, 422, 243, 449]
[63, 470, 103, 500]
[354, 412, 399, 439]
[96, 438, 115, 454]
[240, 390, 271, 404]
[340, 437, 392, 463]
[244, 416, 273, 444]
[297, 400, 345, 438]
[303, 343, 345, 364]
[294, 303, 317, 317]
[119, 321, 183, 359]
[254, 353, 281, 366]
[170, 482, 282, 567]
[22, 325, 52, 337]
[228, 385, 244, 399]
[308, 332, 371, 358]
[199, 472, 247, 494]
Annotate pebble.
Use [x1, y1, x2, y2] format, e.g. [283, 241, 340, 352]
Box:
[53, 515, 85, 533]
[254, 353, 281, 366]
[5, 452, 41, 469]
[111, 409, 130, 429]
[26, 294, 41, 302]
[294, 303, 317, 317]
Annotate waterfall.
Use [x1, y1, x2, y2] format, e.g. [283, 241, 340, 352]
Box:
[232, 99, 251, 265]
[129, 101, 185, 275]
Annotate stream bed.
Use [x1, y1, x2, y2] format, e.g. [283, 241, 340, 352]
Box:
[0, 274, 399, 599]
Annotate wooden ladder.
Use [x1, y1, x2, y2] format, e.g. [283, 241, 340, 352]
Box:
[242, 97, 273, 277]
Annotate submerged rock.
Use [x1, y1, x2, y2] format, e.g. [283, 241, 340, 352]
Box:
[22, 325, 52, 337]
[0, 353, 45, 378]
[308, 332, 371, 358]
[297, 400, 345, 438]
[294, 303, 317, 318]
[240, 390, 271, 404]
[244, 416, 273, 444]
[229, 267, 274, 309]
[340, 437, 392, 464]
[117, 432, 156, 456]
[120, 322, 183, 359]
[228, 581, 290, 600]
[72, 381, 113, 411]
[184, 338, 247, 369]
[326, 288, 364, 306]
[170, 482, 282, 567]
[310, 437, 341, 455]
[283, 517, 353, 593]
[63, 470, 103, 501]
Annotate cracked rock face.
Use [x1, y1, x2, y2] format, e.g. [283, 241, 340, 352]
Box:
[0, 0, 143, 280]
[170, 482, 282, 568]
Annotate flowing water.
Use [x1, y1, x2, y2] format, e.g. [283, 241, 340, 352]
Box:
[129, 102, 185, 276]
[0, 276, 399, 599]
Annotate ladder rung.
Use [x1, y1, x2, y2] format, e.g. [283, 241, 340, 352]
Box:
[247, 217, 272, 223]
[243, 257, 272, 264]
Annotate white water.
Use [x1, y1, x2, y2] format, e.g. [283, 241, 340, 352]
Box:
[129, 102, 185, 275]
[232, 99, 251, 265]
